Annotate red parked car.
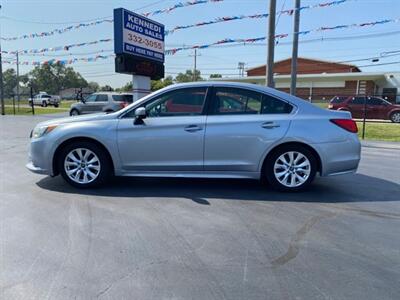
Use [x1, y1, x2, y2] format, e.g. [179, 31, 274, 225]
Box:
[328, 96, 400, 123]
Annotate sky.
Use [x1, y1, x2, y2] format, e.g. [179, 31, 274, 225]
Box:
[1, 0, 400, 88]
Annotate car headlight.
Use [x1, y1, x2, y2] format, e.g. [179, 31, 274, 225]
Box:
[31, 125, 58, 139]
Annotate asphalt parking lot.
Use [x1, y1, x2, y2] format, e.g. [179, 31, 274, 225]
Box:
[1, 114, 399, 300]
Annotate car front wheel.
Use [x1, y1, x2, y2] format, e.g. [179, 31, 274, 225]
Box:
[390, 111, 400, 123]
[42, 101, 47, 107]
[70, 109, 80, 116]
[265, 145, 317, 192]
[58, 141, 111, 188]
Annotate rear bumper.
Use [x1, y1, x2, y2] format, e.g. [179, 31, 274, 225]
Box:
[313, 136, 361, 177]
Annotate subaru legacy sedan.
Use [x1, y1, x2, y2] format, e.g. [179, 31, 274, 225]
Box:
[27, 82, 361, 192]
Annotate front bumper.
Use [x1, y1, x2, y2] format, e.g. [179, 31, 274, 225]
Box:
[26, 137, 54, 176]
[26, 161, 49, 175]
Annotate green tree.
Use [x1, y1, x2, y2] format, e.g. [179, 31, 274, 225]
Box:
[175, 70, 202, 83]
[88, 81, 100, 92]
[3, 69, 17, 97]
[28, 64, 88, 94]
[209, 74, 222, 79]
[119, 82, 132, 92]
[151, 76, 174, 91]
[100, 85, 114, 92]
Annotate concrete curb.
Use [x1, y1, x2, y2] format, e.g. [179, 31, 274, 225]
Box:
[361, 141, 400, 150]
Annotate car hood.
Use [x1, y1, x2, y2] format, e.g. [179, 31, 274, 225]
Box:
[36, 112, 116, 127]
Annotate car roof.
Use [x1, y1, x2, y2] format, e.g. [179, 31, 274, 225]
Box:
[159, 81, 311, 107]
[93, 92, 133, 95]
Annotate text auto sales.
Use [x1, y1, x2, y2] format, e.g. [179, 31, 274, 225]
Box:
[125, 15, 163, 40]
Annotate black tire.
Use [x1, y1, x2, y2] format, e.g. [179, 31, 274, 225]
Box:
[264, 144, 317, 192]
[390, 111, 400, 123]
[70, 109, 80, 116]
[42, 101, 47, 107]
[54, 103, 59, 108]
[58, 141, 112, 188]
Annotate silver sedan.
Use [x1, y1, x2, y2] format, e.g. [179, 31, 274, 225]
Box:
[27, 82, 361, 192]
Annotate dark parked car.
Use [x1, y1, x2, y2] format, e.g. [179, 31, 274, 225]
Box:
[328, 96, 400, 123]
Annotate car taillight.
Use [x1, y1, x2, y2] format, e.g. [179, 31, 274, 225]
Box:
[330, 119, 358, 133]
[120, 102, 127, 108]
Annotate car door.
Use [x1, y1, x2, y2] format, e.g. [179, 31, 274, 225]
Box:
[204, 87, 292, 172]
[80, 94, 97, 114]
[368, 97, 386, 120]
[117, 87, 209, 171]
[93, 94, 109, 112]
[347, 96, 365, 118]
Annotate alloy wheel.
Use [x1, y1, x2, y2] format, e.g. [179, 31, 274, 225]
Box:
[64, 148, 101, 184]
[273, 151, 311, 188]
[391, 112, 400, 123]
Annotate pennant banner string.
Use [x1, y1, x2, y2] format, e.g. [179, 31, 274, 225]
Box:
[3, 54, 116, 66]
[1, 0, 224, 41]
[166, 0, 350, 35]
[3, 16, 399, 59]
[1, 39, 113, 55]
[165, 17, 400, 54]
[2, 0, 348, 41]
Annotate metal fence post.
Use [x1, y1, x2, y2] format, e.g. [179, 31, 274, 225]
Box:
[12, 94, 15, 115]
[30, 86, 35, 115]
[362, 95, 367, 140]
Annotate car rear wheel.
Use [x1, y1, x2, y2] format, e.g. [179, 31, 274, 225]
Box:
[390, 111, 400, 123]
[58, 141, 111, 188]
[265, 145, 317, 192]
[42, 101, 47, 107]
[54, 103, 59, 108]
[70, 109, 79, 116]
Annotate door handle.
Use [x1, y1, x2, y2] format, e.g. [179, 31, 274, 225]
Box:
[261, 121, 280, 129]
[184, 125, 203, 132]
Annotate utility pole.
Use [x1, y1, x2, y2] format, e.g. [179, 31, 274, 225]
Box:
[238, 62, 245, 77]
[290, 0, 301, 95]
[16, 51, 20, 111]
[266, 0, 276, 87]
[0, 5, 5, 115]
[193, 49, 197, 81]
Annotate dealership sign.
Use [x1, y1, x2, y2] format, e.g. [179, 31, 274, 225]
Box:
[114, 8, 165, 63]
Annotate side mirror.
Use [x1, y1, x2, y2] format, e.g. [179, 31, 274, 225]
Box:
[134, 107, 146, 125]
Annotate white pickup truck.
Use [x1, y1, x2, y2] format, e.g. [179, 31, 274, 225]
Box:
[28, 93, 61, 107]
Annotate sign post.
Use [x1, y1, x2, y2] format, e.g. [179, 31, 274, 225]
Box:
[114, 8, 165, 101]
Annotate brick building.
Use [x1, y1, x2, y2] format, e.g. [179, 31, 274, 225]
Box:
[220, 57, 400, 103]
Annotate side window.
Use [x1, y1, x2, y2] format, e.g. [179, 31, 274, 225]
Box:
[367, 97, 384, 105]
[96, 94, 108, 102]
[85, 95, 97, 102]
[262, 95, 293, 114]
[146, 87, 207, 117]
[213, 87, 262, 114]
[350, 97, 366, 105]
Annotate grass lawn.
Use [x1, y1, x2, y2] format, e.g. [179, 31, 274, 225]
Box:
[4, 106, 69, 115]
[357, 122, 400, 142]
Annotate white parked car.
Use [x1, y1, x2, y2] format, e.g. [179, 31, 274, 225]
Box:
[29, 93, 60, 107]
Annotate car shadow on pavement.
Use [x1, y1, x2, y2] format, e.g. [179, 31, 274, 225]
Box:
[36, 173, 400, 204]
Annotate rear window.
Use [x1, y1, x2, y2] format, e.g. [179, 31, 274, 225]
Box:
[112, 94, 133, 103]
